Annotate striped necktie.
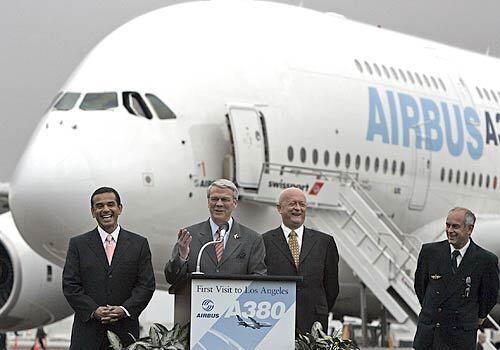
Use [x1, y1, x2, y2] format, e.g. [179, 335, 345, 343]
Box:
[215, 229, 224, 262]
[451, 250, 460, 274]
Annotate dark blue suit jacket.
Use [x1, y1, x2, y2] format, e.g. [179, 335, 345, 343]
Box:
[63, 228, 155, 349]
[413, 239, 499, 350]
[262, 226, 339, 333]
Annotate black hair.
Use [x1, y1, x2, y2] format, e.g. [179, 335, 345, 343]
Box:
[90, 187, 121, 207]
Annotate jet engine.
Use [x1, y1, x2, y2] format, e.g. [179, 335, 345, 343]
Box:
[0, 212, 73, 330]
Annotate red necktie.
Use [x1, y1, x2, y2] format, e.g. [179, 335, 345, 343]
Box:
[105, 234, 115, 265]
[215, 229, 224, 262]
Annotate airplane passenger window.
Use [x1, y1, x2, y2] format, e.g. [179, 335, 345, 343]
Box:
[345, 153, 351, 169]
[54, 92, 81, 111]
[364, 61, 373, 75]
[383, 158, 388, 173]
[440, 168, 445, 182]
[145, 93, 177, 119]
[483, 89, 490, 101]
[486, 175, 490, 188]
[431, 76, 438, 89]
[398, 69, 407, 83]
[406, 71, 415, 84]
[391, 160, 397, 175]
[463, 171, 468, 185]
[312, 149, 318, 165]
[471, 172, 476, 186]
[355, 155, 361, 170]
[400, 161, 405, 176]
[374, 157, 380, 173]
[476, 87, 483, 99]
[300, 147, 306, 163]
[448, 169, 453, 183]
[373, 63, 382, 77]
[414, 72, 423, 86]
[490, 90, 498, 103]
[123, 92, 152, 119]
[365, 156, 370, 171]
[324, 150, 330, 166]
[494, 176, 497, 189]
[423, 75, 431, 87]
[335, 152, 341, 168]
[80, 92, 118, 110]
[390, 67, 399, 80]
[438, 78, 447, 91]
[456, 170, 461, 184]
[382, 65, 390, 79]
[355, 59, 363, 73]
[479, 173, 483, 187]
[287, 146, 294, 162]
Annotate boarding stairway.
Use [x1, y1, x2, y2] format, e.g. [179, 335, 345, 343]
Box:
[238, 163, 422, 333]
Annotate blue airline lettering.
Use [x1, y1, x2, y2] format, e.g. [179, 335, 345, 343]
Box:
[366, 87, 484, 159]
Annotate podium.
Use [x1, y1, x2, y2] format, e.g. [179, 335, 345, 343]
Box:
[169, 273, 301, 350]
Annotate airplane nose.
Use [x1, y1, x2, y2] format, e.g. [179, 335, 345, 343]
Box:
[9, 116, 96, 259]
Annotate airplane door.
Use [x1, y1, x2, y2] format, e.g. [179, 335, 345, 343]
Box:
[226, 106, 267, 189]
[409, 145, 431, 211]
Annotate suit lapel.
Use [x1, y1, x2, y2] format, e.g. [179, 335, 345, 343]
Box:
[219, 221, 242, 266]
[85, 228, 110, 271]
[109, 229, 131, 271]
[196, 220, 217, 265]
[270, 227, 295, 267]
[299, 228, 317, 265]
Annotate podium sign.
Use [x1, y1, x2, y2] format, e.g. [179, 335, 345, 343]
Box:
[190, 277, 296, 350]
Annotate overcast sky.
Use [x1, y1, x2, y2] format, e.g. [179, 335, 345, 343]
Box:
[2, 0, 500, 181]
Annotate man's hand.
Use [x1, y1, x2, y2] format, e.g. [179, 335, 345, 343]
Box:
[177, 228, 192, 260]
[93, 306, 111, 323]
[106, 306, 126, 323]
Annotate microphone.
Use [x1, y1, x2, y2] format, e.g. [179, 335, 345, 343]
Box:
[193, 221, 229, 274]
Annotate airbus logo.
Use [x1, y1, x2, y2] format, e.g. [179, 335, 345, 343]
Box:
[202, 299, 215, 312]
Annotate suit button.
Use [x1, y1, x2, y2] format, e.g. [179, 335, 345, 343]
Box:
[436, 291, 440, 295]
[437, 308, 442, 312]
[216, 269, 219, 272]
[435, 323, 440, 328]
[453, 326, 457, 329]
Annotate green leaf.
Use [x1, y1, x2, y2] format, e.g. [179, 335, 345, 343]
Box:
[149, 325, 161, 347]
[107, 331, 123, 350]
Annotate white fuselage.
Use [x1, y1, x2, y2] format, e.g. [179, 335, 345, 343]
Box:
[8, 0, 500, 313]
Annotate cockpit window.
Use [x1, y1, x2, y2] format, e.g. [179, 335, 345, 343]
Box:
[80, 92, 118, 110]
[145, 93, 177, 119]
[54, 92, 81, 111]
[123, 91, 152, 119]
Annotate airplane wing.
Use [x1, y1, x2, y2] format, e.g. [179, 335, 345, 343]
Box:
[0, 182, 8, 215]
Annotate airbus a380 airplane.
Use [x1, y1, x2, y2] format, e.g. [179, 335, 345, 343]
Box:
[2, 0, 500, 330]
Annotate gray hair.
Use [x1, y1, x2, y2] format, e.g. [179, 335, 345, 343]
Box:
[207, 179, 239, 200]
[449, 207, 476, 227]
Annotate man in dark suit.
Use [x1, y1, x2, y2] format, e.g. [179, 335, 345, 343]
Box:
[413, 207, 499, 350]
[165, 179, 266, 284]
[262, 187, 339, 333]
[63, 187, 155, 350]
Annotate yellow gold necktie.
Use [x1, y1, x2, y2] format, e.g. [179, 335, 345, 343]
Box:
[288, 230, 300, 268]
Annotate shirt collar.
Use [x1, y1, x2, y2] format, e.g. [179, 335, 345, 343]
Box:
[97, 225, 121, 244]
[450, 239, 470, 257]
[281, 224, 304, 241]
[209, 217, 234, 239]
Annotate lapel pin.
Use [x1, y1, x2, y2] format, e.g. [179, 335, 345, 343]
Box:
[431, 274, 442, 280]
[233, 233, 240, 239]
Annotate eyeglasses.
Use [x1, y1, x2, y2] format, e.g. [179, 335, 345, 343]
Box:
[209, 196, 233, 203]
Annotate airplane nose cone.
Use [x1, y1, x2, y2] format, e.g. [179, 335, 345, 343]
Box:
[9, 118, 95, 258]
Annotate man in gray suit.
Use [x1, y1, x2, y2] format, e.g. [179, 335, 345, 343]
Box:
[165, 179, 266, 284]
[263, 187, 339, 333]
